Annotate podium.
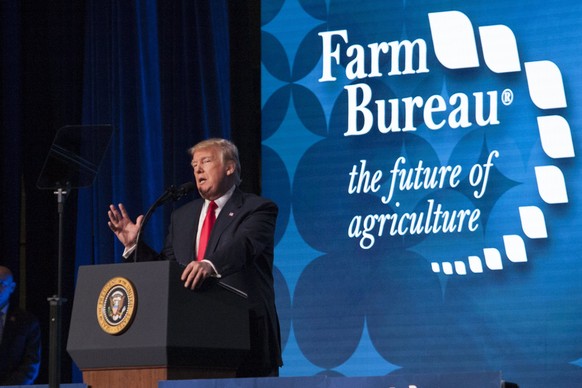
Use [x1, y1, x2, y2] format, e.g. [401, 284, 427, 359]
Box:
[67, 261, 250, 388]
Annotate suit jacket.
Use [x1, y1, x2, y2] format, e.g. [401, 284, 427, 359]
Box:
[134, 188, 282, 373]
[0, 305, 41, 385]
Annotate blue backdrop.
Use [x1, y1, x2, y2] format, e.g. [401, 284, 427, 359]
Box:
[261, 0, 582, 386]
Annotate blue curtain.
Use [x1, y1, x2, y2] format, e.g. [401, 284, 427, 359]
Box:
[0, 0, 257, 383]
[75, 0, 231, 271]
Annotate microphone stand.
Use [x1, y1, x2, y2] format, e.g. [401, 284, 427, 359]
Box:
[134, 183, 195, 262]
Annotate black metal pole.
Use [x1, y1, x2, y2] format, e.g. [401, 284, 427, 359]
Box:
[48, 295, 62, 388]
[48, 187, 68, 388]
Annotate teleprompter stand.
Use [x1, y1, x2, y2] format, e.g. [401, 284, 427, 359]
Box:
[37, 125, 113, 388]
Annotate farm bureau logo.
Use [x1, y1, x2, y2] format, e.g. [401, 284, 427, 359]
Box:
[318, 10, 573, 276]
[97, 276, 137, 335]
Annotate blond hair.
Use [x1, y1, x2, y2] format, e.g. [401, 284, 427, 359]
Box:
[189, 138, 241, 185]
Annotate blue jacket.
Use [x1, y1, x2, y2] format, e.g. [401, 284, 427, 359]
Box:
[0, 305, 41, 385]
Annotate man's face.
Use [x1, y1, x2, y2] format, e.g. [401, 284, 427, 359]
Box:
[191, 146, 234, 200]
[0, 268, 15, 309]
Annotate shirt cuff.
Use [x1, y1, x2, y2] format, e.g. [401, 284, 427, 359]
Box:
[122, 244, 137, 259]
[202, 260, 221, 278]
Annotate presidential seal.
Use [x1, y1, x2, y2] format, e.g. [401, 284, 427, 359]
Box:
[97, 277, 137, 335]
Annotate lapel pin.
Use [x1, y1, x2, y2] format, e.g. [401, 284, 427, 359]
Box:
[229, 212, 234, 217]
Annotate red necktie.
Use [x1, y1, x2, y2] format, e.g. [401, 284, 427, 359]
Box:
[197, 201, 217, 261]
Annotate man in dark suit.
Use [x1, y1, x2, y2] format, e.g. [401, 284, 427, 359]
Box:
[108, 138, 282, 377]
[0, 266, 41, 385]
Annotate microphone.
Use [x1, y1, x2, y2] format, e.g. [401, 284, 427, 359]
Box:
[157, 181, 197, 204]
[173, 181, 196, 201]
[134, 182, 196, 262]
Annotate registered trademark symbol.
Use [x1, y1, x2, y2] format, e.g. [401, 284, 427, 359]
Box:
[501, 88, 513, 106]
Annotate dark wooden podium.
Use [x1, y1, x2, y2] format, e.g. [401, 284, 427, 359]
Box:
[67, 261, 250, 388]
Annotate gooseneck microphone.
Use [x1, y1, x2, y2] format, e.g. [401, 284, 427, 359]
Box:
[133, 182, 196, 262]
[154, 181, 197, 205]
